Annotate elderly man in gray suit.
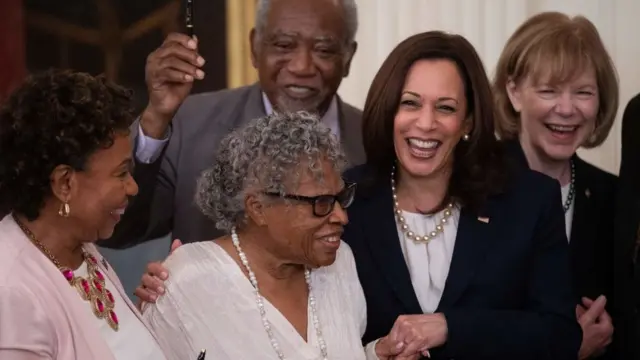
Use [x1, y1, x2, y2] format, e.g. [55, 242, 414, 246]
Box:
[101, 0, 362, 249]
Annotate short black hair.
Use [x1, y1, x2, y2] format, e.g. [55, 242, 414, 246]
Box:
[0, 69, 135, 220]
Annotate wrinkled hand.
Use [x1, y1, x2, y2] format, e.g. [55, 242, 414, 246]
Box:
[375, 336, 420, 360]
[142, 33, 205, 138]
[135, 239, 182, 306]
[383, 314, 447, 358]
[576, 295, 613, 360]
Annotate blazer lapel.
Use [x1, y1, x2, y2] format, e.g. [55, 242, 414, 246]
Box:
[438, 204, 496, 308]
[238, 83, 268, 127]
[569, 159, 589, 248]
[363, 185, 422, 314]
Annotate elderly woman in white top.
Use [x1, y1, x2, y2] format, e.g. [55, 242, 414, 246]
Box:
[141, 112, 416, 359]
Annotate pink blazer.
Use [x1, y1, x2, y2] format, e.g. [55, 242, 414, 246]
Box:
[0, 215, 163, 359]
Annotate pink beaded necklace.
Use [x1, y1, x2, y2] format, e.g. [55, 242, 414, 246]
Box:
[13, 214, 119, 331]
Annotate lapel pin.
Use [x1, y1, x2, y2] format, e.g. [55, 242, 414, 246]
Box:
[585, 188, 591, 198]
[477, 216, 490, 224]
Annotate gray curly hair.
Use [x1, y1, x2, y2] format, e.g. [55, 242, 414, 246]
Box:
[255, 0, 359, 45]
[196, 111, 348, 232]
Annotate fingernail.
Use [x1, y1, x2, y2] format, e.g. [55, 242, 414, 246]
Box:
[158, 287, 165, 294]
[160, 272, 168, 279]
[150, 295, 157, 301]
[184, 74, 194, 82]
[187, 40, 197, 49]
[396, 342, 404, 349]
[196, 69, 205, 79]
[196, 56, 205, 66]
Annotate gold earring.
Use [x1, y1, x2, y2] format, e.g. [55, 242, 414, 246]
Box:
[463, 134, 470, 141]
[58, 202, 70, 217]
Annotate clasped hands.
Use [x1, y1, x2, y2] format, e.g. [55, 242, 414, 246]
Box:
[374, 313, 448, 359]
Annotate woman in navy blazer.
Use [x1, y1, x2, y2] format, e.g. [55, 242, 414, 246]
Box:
[492, 12, 618, 360]
[343, 31, 581, 359]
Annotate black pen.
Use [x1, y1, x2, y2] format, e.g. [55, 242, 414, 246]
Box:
[196, 349, 206, 360]
[185, 0, 195, 37]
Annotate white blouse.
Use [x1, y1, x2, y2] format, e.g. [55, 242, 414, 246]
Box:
[142, 241, 378, 360]
[74, 261, 166, 360]
[561, 183, 574, 241]
[396, 206, 461, 313]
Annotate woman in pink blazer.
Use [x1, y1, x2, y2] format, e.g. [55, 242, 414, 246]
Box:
[0, 70, 167, 360]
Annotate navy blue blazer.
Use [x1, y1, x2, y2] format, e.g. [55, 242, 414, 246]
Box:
[343, 164, 582, 359]
[505, 141, 616, 306]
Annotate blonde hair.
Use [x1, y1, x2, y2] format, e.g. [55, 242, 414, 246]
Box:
[493, 12, 619, 148]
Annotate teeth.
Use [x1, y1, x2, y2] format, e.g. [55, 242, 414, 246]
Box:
[322, 236, 340, 243]
[111, 208, 125, 215]
[547, 124, 577, 132]
[287, 86, 314, 95]
[408, 138, 439, 149]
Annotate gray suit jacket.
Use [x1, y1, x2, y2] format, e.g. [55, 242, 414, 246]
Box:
[102, 84, 365, 248]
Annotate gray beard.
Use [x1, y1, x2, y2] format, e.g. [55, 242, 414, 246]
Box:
[275, 94, 323, 115]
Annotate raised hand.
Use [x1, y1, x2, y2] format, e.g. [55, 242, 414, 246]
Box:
[142, 33, 205, 139]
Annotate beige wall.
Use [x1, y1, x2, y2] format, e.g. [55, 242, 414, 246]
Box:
[226, 0, 258, 88]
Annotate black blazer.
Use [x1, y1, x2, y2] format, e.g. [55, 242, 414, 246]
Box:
[613, 93, 640, 360]
[343, 164, 581, 360]
[506, 141, 616, 305]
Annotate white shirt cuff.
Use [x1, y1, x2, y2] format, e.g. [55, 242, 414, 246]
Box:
[135, 123, 169, 164]
[364, 339, 380, 360]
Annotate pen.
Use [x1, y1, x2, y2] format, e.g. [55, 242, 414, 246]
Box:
[185, 0, 195, 37]
[196, 349, 206, 360]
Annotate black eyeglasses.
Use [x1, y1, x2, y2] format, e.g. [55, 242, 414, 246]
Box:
[263, 182, 356, 217]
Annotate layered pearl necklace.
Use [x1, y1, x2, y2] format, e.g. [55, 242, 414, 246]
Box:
[230, 227, 328, 360]
[391, 165, 455, 243]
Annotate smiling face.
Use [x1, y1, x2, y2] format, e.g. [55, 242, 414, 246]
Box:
[393, 59, 470, 180]
[254, 158, 350, 268]
[250, 0, 355, 114]
[507, 66, 599, 161]
[53, 133, 138, 241]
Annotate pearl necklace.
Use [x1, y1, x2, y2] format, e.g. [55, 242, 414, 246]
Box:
[563, 160, 576, 213]
[391, 166, 455, 243]
[230, 227, 328, 360]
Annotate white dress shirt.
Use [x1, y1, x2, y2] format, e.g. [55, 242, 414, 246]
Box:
[561, 183, 574, 241]
[396, 206, 461, 313]
[134, 94, 340, 164]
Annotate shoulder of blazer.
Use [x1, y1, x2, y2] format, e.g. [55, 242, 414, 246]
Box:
[339, 98, 363, 120]
[494, 165, 561, 212]
[573, 156, 617, 199]
[172, 84, 262, 133]
[622, 93, 640, 148]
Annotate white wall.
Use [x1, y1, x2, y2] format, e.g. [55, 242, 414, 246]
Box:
[338, 0, 640, 174]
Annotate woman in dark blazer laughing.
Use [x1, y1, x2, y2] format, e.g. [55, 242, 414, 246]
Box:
[343, 31, 581, 359]
[492, 12, 618, 359]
